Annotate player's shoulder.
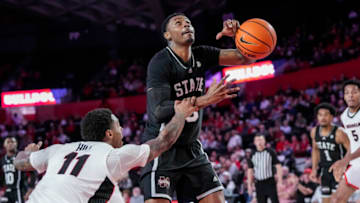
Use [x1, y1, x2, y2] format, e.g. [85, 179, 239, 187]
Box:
[112, 143, 146, 153]
[45, 143, 65, 152]
[54, 141, 110, 150]
[149, 48, 171, 66]
[72, 141, 113, 149]
[335, 126, 346, 136]
[340, 107, 349, 119]
[147, 48, 172, 76]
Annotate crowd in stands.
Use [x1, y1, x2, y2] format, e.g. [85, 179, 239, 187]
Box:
[52, 6, 360, 101]
[2, 6, 360, 203]
[1, 9, 360, 102]
[80, 58, 147, 100]
[220, 9, 360, 74]
[272, 9, 360, 73]
[2, 74, 358, 202]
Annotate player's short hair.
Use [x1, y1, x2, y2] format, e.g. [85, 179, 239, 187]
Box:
[81, 108, 114, 141]
[314, 102, 336, 116]
[161, 12, 186, 35]
[4, 136, 17, 142]
[343, 79, 360, 92]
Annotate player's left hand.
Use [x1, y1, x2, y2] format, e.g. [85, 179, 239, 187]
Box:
[204, 74, 239, 105]
[216, 19, 240, 40]
[329, 159, 348, 182]
[25, 141, 43, 153]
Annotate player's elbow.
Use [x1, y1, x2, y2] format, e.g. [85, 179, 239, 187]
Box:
[14, 157, 34, 171]
[154, 106, 168, 122]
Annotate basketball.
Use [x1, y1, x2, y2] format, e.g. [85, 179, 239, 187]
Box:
[235, 18, 277, 60]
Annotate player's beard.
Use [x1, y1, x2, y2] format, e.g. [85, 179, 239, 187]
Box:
[186, 37, 195, 44]
[320, 123, 330, 128]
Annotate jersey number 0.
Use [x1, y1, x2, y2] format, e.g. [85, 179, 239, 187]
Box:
[58, 152, 90, 177]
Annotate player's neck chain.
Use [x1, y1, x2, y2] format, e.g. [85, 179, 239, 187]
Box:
[166, 46, 195, 72]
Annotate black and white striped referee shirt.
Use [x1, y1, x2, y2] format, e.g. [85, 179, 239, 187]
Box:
[247, 148, 280, 181]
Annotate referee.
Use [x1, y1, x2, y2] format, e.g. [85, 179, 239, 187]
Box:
[247, 134, 283, 203]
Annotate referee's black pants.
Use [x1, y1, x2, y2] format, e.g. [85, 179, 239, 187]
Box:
[255, 177, 279, 203]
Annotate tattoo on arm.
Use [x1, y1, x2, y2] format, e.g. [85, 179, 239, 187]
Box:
[219, 49, 253, 65]
[14, 151, 35, 171]
[145, 113, 186, 163]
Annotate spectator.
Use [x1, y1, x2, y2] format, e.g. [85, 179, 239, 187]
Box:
[296, 169, 318, 203]
[276, 135, 290, 153]
[227, 130, 242, 151]
[130, 187, 144, 203]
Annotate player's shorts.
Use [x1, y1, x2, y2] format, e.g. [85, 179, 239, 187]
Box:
[140, 163, 223, 202]
[344, 164, 360, 190]
[320, 167, 338, 197]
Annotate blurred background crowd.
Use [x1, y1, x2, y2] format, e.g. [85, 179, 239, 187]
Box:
[1, 0, 360, 202]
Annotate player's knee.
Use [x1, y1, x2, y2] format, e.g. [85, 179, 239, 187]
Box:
[199, 191, 225, 203]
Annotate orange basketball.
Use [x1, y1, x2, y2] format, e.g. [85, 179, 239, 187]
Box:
[235, 18, 277, 60]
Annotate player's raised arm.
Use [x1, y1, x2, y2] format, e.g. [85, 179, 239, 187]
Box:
[216, 19, 255, 65]
[145, 97, 198, 163]
[195, 75, 240, 109]
[14, 142, 43, 171]
[107, 97, 198, 181]
[219, 49, 254, 66]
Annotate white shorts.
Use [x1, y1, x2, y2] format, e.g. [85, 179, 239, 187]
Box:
[344, 164, 360, 190]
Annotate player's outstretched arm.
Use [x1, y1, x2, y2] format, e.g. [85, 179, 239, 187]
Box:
[216, 19, 255, 65]
[145, 97, 198, 163]
[14, 142, 42, 171]
[219, 49, 255, 65]
[195, 75, 240, 109]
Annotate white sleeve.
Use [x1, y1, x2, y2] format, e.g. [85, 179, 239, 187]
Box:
[29, 144, 62, 174]
[106, 144, 150, 182]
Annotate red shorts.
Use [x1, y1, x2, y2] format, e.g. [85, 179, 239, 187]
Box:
[344, 165, 360, 190]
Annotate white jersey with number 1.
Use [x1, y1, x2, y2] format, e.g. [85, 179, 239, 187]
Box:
[27, 141, 150, 203]
[341, 107, 360, 189]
